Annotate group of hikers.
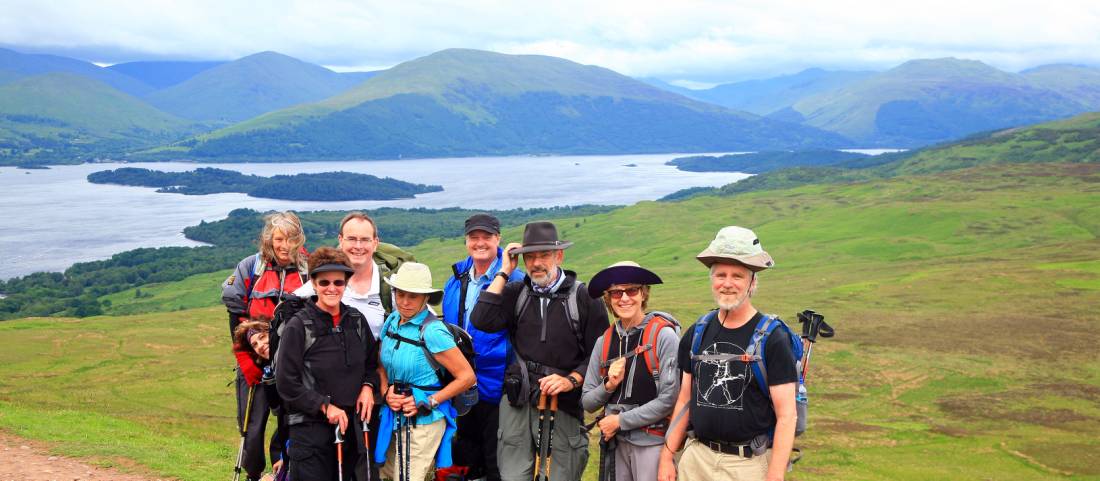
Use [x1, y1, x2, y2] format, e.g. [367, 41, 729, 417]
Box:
[222, 210, 815, 481]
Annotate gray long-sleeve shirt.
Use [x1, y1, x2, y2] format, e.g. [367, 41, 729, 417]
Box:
[581, 314, 680, 446]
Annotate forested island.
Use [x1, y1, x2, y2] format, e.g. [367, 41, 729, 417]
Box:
[87, 167, 443, 201]
[667, 149, 869, 173]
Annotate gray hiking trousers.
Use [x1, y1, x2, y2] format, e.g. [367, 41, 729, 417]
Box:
[497, 398, 589, 481]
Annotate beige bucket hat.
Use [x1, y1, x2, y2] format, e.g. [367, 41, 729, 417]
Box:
[696, 226, 774, 271]
[383, 262, 444, 304]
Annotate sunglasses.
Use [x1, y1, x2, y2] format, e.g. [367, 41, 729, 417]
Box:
[316, 279, 346, 287]
[606, 287, 642, 299]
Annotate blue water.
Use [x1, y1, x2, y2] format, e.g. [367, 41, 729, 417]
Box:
[0, 153, 751, 279]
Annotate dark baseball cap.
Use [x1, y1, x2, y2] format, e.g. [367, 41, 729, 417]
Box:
[464, 213, 501, 235]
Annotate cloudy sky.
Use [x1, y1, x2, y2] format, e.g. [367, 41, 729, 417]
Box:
[2, 0, 1099, 86]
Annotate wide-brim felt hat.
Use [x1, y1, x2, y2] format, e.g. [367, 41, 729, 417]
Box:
[310, 263, 356, 277]
[696, 226, 774, 271]
[509, 221, 574, 254]
[383, 262, 444, 304]
[587, 261, 663, 298]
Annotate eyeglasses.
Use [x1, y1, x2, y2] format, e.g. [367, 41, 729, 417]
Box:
[342, 236, 375, 245]
[606, 287, 642, 299]
[316, 279, 346, 287]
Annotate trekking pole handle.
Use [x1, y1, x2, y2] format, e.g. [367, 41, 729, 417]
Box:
[549, 394, 559, 411]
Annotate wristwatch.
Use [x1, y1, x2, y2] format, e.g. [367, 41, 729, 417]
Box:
[428, 395, 439, 409]
[568, 375, 581, 390]
[496, 271, 511, 282]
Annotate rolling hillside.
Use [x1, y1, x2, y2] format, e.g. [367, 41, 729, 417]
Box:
[791, 58, 1090, 146]
[0, 73, 193, 164]
[672, 68, 875, 116]
[1, 112, 1097, 480]
[144, 51, 376, 122]
[161, 49, 847, 160]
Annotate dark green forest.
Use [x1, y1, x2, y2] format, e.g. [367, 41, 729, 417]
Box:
[0, 205, 614, 320]
[87, 167, 443, 201]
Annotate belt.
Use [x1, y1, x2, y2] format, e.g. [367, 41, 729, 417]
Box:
[696, 437, 755, 458]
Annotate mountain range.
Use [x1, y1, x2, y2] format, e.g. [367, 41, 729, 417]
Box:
[3, 45, 1100, 165]
[649, 59, 1100, 147]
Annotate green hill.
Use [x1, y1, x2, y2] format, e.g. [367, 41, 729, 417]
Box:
[688, 68, 875, 116]
[144, 51, 375, 122]
[1, 111, 1098, 479]
[156, 49, 847, 161]
[0, 73, 193, 165]
[791, 58, 1089, 146]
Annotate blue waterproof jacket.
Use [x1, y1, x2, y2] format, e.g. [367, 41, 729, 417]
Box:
[441, 248, 524, 404]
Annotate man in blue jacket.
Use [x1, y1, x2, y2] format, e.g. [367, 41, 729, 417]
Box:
[442, 213, 525, 481]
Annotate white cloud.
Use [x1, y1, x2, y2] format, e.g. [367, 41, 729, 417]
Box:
[1, 0, 1098, 82]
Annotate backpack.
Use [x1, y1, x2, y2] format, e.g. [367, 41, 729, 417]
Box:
[597, 311, 680, 436]
[384, 313, 480, 416]
[514, 280, 585, 349]
[597, 311, 680, 381]
[268, 296, 370, 392]
[689, 310, 807, 436]
[374, 242, 416, 315]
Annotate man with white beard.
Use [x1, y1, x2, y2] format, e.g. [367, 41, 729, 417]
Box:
[471, 221, 609, 481]
[657, 226, 798, 481]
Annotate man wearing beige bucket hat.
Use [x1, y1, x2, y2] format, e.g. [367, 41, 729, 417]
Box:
[658, 227, 798, 481]
[471, 221, 609, 481]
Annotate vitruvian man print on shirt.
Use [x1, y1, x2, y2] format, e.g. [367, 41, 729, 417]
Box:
[694, 341, 752, 410]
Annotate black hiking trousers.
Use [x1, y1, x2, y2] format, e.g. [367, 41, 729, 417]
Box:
[454, 400, 502, 481]
[287, 409, 369, 481]
[236, 370, 279, 479]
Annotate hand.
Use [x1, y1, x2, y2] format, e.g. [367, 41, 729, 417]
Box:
[272, 459, 284, 475]
[357, 386, 375, 422]
[324, 404, 348, 434]
[598, 414, 620, 441]
[538, 373, 575, 396]
[657, 454, 677, 481]
[605, 358, 626, 391]
[386, 388, 408, 412]
[401, 396, 418, 417]
[501, 242, 522, 275]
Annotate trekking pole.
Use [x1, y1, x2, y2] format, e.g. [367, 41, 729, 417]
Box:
[362, 419, 372, 481]
[396, 415, 405, 481]
[232, 384, 256, 481]
[544, 395, 559, 481]
[404, 414, 412, 481]
[532, 391, 548, 481]
[335, 424, 346, 481]
[797, 310, 834, 381]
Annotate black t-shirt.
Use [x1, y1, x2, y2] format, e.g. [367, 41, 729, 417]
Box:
[677, 311, 798, 442]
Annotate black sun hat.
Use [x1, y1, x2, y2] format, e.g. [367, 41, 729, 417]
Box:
[587, 261, 663, 298]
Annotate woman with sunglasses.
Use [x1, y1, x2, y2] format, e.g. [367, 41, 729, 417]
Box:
[582, 261, 681, 481]
[276, 247, 381, 481]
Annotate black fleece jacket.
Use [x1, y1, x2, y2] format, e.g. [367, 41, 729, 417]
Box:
[471, 270, 608, 418]
[276, 300, 380, 421]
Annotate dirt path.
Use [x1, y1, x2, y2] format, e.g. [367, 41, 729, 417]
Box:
[0, 433, 167, 481]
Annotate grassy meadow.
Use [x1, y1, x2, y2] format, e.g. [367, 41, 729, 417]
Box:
[1, 161, 1098, 480]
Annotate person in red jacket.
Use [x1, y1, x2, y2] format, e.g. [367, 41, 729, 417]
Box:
[221, 211, 309, 481]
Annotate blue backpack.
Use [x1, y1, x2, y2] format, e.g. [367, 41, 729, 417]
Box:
[689, 310, 808, 436]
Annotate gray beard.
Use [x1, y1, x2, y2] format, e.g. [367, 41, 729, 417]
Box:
[714, 291, 749, 312]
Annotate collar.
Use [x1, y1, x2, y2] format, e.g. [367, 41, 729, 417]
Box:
[531, 267, 566, 295]
[468, 255, 502, 282]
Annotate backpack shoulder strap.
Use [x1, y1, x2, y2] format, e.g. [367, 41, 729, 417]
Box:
[747, 313, 791, 398]
[640, 311, 679, 378]
[514, 285, 531, 319]
[565, 281, 581, 327]
[598, 324, 615, 377]
[689, 310, 719, 373]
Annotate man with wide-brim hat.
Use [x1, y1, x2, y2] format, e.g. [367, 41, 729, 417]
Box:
[375, 262, 476, 481]
[442, 213, 526, 481]
[658, 226, 798, 481]
[471, 221, 609, 481]
[581, 261, 682, 481]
